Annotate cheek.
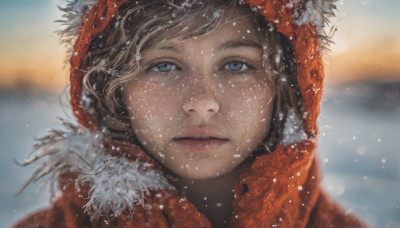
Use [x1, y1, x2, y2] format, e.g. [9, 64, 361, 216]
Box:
[225, 81, 273, 123]
[223, 81, 274, 145]
[126, 84, 172, 116]
[124, 82, 179, 147]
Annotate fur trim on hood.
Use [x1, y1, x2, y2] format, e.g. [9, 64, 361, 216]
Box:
[56, 0, 99, 50]
[15, 121, 174, 220]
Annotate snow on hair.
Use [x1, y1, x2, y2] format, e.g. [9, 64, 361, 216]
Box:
[15, 121, 174, 220]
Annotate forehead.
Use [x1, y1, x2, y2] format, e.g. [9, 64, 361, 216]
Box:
[211, 8, 259, 39]
[185, 21, 260, 52]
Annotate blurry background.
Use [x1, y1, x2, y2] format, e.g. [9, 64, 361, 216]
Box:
[1, 0, 399, 227]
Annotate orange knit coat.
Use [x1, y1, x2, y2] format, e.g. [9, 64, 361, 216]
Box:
[13, 0, 367, 227]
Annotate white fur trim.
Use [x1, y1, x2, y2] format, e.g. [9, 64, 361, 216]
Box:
[281, 109, 307, 145]
[56, 0, 99, 53]
[287, 0, 338, 50]
[16, 122, 174, 220]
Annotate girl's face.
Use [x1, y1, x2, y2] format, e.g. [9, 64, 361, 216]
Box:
[123, 10, 275, 179]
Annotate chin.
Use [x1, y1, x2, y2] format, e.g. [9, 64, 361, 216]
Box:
[168, 160, 238, 180]
[176, 171, 221, 180]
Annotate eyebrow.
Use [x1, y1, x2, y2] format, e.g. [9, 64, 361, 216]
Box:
[218, 40, 262, 51]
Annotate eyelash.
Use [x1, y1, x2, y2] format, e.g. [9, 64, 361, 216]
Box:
[146, 62, 180, 73]
[222, 60, 256, 73]
[145, 60, 256, 74]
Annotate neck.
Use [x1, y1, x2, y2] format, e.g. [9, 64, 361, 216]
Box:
[166, 157, 255, 227]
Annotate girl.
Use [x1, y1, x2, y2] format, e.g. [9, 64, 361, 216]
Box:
[14, 0, 367, 227]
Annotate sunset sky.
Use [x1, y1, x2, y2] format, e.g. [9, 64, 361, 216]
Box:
[0, 0, 399, 92]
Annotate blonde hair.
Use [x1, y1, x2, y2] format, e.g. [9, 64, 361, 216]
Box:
[81, 0, 303, 153]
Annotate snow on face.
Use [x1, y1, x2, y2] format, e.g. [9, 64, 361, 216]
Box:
[123, 8, 275, 179]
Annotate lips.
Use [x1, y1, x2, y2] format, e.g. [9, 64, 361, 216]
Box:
[173, 128, 229, 152]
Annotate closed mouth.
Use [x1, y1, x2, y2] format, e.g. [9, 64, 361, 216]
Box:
[172, 137, 229, 152]
[174, 137, 228, 140]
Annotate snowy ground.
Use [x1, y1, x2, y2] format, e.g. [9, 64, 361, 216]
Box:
[1, 82, 399, 227]
[318, 82, 400, 227]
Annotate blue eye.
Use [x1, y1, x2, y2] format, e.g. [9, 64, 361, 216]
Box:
[151, 62, 177, 72]
[224, 61, 250, 72]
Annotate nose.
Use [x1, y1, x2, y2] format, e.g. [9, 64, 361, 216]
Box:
[182, 77, 220, 119]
